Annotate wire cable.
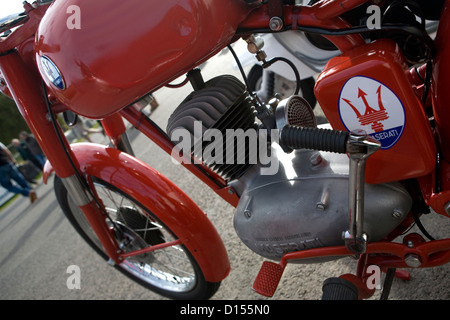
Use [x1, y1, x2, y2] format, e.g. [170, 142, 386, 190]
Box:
[262, 56, 301, 95]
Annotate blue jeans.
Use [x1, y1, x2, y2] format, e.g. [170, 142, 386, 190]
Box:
[0, 163, 32, 196]
[34, 154, 46, 168]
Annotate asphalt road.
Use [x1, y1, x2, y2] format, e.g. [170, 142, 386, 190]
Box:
[1, 44, 449, 301]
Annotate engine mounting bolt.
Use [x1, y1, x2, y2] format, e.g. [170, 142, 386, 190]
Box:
[316, 202, 326, 211]
[392, 210, 403, 218]
[405, 253, 422, 268]
[269, 17, 284, 31]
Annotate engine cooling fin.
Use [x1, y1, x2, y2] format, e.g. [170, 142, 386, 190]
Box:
[166, 75, 257, 181]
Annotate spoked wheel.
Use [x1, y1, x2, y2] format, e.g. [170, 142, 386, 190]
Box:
[54, 176, 220, 299]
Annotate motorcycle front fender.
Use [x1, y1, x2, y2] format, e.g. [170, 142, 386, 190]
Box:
[43, 143, 230, 282]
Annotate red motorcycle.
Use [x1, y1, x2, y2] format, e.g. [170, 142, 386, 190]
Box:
[0, 0, 449, 300]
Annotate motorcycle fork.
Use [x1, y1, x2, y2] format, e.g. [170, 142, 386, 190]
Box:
[0, 51, 124, 264]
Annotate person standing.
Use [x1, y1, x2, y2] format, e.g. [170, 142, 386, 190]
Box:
[19, 131, 46, 168]
[11, 138, 43, 170]
[0, 142, 37, 203]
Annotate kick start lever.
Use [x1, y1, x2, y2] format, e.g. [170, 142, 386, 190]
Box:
[343, 129, 381, 254]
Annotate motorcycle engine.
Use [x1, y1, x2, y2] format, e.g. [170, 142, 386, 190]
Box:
[231, 148, 411, 263]
[167, 74, 412, 263]
[167, 75, 257, 181]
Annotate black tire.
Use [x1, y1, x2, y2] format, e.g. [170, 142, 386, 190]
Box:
[54, 176, 221, 299]
[321, 277, 359, 300]
[247, 64, 317, 108]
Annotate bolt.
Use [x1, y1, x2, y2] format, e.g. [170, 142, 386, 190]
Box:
[316, 202, 326, 211]
[244, 209, 251, 218]
[269, 17, 284, 31]
[405, 253, 422, 268]
[246, 36, 265, 54]
[228, 188, 234, 195]
[316, 188, 329, 211]
[392, 210, 403, 218]
[255, 50, 267, 63]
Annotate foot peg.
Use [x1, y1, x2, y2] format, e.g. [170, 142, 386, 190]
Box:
[252, 261, 285, 297]
[322, 277, 359, 300]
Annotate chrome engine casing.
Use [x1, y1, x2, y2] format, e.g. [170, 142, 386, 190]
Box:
[232, 144, 412, 263]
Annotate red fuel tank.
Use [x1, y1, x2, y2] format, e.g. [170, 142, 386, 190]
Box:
[315, 39, 436, 184]
[35, 0, 255, 118]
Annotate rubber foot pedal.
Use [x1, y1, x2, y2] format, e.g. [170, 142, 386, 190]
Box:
[252, 261, 285, 297]
[322, 277, 359, 300]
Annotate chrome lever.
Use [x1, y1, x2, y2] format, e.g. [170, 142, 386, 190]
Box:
[343, 129, 381, 254]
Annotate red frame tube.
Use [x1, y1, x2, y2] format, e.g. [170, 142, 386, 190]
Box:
[100, 113, 129, 150]
[238, 1, 366, 51]
[120, 106, 240, 207]
[275, 239, 450, 278]
[314, 0, 367, 20]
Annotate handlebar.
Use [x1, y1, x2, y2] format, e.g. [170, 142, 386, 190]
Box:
[0, 14, 29, 35]
[0, 2, 50, 54]
[280, 125, 349, 154]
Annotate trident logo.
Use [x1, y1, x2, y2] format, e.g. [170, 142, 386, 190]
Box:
[342, 85, 389, 132]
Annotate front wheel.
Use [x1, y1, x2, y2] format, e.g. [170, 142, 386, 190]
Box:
[54, 176, 220, 299]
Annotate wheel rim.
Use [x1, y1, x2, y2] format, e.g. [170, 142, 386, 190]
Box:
[67, 179, 198, 293]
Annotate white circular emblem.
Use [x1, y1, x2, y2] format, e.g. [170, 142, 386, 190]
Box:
[339, 76, 405, 149]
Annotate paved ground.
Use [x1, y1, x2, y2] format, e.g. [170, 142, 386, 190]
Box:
[1, 44, 449, 301]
